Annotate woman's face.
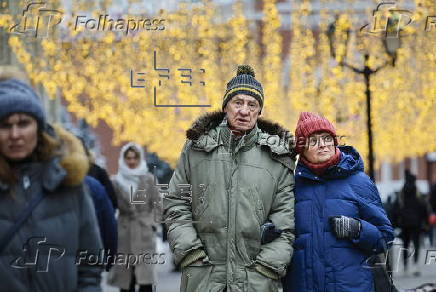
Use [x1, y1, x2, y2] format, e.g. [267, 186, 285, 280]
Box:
[124, 149, 140, 169]
[0, 113, 38, 161]
[303, 132, 335, 164]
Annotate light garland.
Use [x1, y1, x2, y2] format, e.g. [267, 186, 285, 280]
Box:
[0, 0, 433, 168]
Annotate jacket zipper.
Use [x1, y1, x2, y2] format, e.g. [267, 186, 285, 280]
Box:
[226, 130, 236, 287]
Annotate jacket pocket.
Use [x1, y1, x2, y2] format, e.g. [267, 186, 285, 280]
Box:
[245, 266, 279, 292]
[193, 183, 212, 218]
[182, 262, 214, 292]
[248, 186, 265, 226]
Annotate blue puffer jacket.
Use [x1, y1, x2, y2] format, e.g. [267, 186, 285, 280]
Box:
[282, 146, 394, 292]
[85, 176, 118, 271]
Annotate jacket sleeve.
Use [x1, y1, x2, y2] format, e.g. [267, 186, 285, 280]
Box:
[255, 166, 295, 278]
[96, 184, 118, 271]
[352, 175, 394, 254]
[163, 141, 205, 265]
[77, 185, 103, 292]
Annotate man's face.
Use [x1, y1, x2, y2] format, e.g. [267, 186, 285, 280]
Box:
[224, 94, 261, 133]
[303, 132, 336, 164]
[0, 113, 38, 161]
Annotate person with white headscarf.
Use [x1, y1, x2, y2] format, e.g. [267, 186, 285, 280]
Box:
[107, 143, 160, 292]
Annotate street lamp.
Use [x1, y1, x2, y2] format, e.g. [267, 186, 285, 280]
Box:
[384, 13, 402, 66]
[327, 17, 401, 181]
[384, 34, 401, 66]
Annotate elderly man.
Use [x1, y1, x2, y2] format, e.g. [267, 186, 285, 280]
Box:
[163, 65, 295, 292]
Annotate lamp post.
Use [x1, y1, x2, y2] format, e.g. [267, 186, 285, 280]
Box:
[327, 17, 400, 181]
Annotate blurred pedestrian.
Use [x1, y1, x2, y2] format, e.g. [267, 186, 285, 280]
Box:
[429, 183, 436, 247]
[76, 136, 118, 270]
[107, 143, 159, 292]
[0, 74, 103, 291]
[88, 155, 118, 211]
[84, 175, 118, 271]
[384, 194, 396, 224]
[392, 170, 429, 276]
[78, 137, 118, 211]
[430, 184, 436, 214]
[282, 112, 394, 292]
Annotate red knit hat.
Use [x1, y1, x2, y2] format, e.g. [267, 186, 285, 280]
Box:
[295, 112, 338, 154]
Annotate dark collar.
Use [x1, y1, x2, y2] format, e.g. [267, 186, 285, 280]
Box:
[186, 111, 289, 140]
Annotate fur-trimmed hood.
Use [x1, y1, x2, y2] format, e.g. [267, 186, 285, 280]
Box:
[185, 111, 296, 168]
[0, 124, 89, 192]
[52, 124, 89, 187]
[187, 111, 290, 141]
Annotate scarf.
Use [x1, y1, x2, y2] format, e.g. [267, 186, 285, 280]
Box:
[300, 148, 341, 176]
[115, 142, 149, 194]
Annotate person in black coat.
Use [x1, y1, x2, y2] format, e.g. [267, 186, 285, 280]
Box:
[430, 183, 436, 214]
[392, 170, 429, 276]
[429, 183, 436, 247]
[88, 162, 118, 210]
[78, 137, 118, 211]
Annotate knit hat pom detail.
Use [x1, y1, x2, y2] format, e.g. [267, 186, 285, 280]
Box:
[298, 112, 313, 122]
[237, 65, 255, 77]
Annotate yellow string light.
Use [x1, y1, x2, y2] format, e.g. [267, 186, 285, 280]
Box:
[1, 0, 434, 168]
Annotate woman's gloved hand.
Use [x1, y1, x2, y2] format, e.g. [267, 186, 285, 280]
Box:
[329, 215, 361, 239]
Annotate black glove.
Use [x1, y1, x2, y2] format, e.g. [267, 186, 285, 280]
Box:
[260, 221, 282, 244]
[329, 216, 361, 239]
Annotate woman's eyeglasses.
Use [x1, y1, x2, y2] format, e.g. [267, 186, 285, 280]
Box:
[308, 135, 334, 147]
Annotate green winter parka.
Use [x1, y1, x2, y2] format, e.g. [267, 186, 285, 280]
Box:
[164, 111, 296, 292]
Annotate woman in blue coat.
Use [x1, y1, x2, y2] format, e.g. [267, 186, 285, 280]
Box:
[282, 112, 394, 292]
